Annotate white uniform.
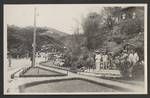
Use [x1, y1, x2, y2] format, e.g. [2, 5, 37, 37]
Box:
[128, 53, 134, 63]
[95, 54, 101, 71]
[103, 55, 108, 62]
[128, 52, 139, 77]
[133, 52, 139, 64]
[128, 53, 139, 65]
[102, 55, 108, 69]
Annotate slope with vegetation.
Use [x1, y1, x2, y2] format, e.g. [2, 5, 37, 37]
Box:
[7, 25, 68, 58]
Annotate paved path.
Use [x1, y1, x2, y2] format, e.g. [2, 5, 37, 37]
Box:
[39, 64, 145, 93]
[5, 57, 45, 94]
[6, 60, 146, 94]
[40, 62, 144, 86]
[41, 61, 121, 77]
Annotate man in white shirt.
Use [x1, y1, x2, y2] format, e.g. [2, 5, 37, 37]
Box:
[95, 51, 102, 71]
[128, 50, 139, 65]
[133, 51, 139, 65]
[128, 50, 134, 64]
[102, 52, 108, 69]
[127, 50, 134, 77]
[128, 50, 139, 77]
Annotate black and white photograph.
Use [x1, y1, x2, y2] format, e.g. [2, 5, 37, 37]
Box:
[4, 4, 147, 95]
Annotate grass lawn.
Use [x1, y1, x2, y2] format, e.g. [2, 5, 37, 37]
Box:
[22, 79, 118, 92]
[21, 67, 66, 77]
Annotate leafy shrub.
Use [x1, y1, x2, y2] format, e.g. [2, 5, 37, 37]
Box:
[132, 62, 144, 80]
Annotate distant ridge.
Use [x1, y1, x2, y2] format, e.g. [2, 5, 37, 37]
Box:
[40, 27, 69, 40]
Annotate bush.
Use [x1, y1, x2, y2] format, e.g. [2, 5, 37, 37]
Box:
[132, 62, 144, 80]
[118, 60, 130, 78]
[118, 60, 144, 80]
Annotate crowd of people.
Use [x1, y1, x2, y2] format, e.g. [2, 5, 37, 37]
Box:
[95, 49, 141, 77]
[41, 47, 143, 78]
[116, 49, 140, 77]
[95, 51, 110, 71]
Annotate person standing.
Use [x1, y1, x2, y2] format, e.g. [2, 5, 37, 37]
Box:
[87, 53, 95, 72]
[102, 52, 108, 69]
[99, 52, 103, 69]
[133, 50, 139, 65]
[95, 50, 101, 71]
[108, 52, 113, 69]
[127, 50, 139, 78]
[29, 52, 33, 66]
[120, 50, 128, 65]
[8, 52, 11, 67]
[114, 56, 120, 70]
[128, 50, 134, 65]
[119, 50, 129, 77]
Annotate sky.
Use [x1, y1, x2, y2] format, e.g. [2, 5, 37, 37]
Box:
[5, 4, 144, 34]
[5, 4, 103, 34]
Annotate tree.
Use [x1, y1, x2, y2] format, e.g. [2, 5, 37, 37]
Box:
[101, 7, 122, 29]
[82, 12, 104, 50]
[7, 25, 65, 58]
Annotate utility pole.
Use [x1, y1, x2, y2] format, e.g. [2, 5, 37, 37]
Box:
[32, 7, 37, 67]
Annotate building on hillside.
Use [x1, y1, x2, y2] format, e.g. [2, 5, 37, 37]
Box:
[112, 7, 144, 24]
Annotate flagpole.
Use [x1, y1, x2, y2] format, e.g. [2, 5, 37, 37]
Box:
[32, 7, 37, 67]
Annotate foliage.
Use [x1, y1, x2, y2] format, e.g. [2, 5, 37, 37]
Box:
[82, 12, 106, 50]
[81, 7, 144, 55]
[7, 25, 66, 58]
[62, 7, 144, 72]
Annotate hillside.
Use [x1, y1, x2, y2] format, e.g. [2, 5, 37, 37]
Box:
[7, 25, 69, 58]
[40, 27, 69, 39]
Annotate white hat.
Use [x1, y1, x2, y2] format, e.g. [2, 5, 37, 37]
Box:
[95, 50, 100, 53]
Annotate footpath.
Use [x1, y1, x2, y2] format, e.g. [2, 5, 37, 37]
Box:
[5, 60, 146, 94]
[39, 63, 145, 93]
